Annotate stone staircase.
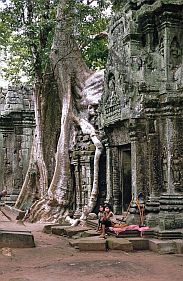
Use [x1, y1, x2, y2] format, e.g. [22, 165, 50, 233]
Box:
[43, 219, 183, 254]
[1, 205, 182, 253]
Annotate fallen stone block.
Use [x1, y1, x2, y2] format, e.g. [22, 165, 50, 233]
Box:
[64, 226, 91, 238]
[107, 237, 133, 251]
[128, 238, 149, 250]
[2, 205, 25, 220]
[0, 231, 35, 248]
[69, 240, 79, 248]
[78, 237, 107, 251]
[43, 224, 66, 234]
[87, 213, 97, 220]
[81, 230, 100, 238]
[149, 239, 177, 254]
[51, 226, 70, 236]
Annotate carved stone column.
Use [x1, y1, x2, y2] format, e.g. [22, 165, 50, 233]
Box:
[111, 146, 121, 214]
[126, 139, 140, 224]
[125, 123, 141, 224]
[158, 116, 183, 231]
[145, 133, 160, 227]
[105, 144, 113, 204]
[72, 156, 82, 218]
[80, 154, 93, 207]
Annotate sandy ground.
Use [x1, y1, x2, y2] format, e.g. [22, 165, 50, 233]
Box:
[0, 215, 183, 281]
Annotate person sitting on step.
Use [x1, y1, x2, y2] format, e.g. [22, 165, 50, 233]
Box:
[99, 204, 114, 238]
[96, 204, 105, 232]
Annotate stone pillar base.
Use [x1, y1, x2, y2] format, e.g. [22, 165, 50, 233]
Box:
[145, 213, 159, 228]
[159, 212, 183, 230]
[159, 194, 183, 230]
[126, 214, 141, 226]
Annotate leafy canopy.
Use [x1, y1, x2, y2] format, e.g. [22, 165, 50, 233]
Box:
[0, 0, 111, 84]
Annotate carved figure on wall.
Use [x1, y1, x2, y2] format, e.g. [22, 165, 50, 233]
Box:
[162, 146, 168, 190]
[4, 160, 12, 175]
[171, 148, 182, 186]
[131, 57, 142, 71]
[106, 74, 118, 105]
[157, 37, 166, 79]
[170, 37, 181, 69]
[108, 74, 115, 96]
[144, 53, 155, 70]
[88, 104, 98, 126]
[159, 38, 164, 57]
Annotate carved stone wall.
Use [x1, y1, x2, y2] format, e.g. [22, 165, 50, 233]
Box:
[70, 129, 106, 217]
[0, 86, 35, 203]
[100, 0, 183, 231]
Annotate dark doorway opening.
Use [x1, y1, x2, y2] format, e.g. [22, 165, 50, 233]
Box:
[118, 145, 132, 212]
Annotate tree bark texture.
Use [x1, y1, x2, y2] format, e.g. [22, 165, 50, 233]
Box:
[16, 0, 104, 223]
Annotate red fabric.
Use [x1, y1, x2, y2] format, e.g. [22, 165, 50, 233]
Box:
[109, 225, 150, 237]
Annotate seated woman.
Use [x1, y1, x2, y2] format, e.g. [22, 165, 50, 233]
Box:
[99, 204, 114, 238]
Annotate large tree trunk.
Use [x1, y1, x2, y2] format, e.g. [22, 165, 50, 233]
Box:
[17, 0, 104, 223]
[15, 81, 48, 210]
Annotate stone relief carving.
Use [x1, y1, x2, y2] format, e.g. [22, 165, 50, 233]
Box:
[87, 104, 98, 126]
[144, 53, 155, 70]
[131, 57, 142, 71]
[171, 148, 182, 190]
[159, 37, 164, 57]
[105, 74, 120, 118]
[162, 146, 168, 191]
[170, 37, 181, 69]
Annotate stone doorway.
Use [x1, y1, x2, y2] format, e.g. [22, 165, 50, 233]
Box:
[118, 145, 132, 212]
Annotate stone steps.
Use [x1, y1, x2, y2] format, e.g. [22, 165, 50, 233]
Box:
[69, 236, 133, 252]
[45, 222, 183, 254]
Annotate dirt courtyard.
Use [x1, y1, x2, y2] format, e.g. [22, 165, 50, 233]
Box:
[0, 222, 183, 281]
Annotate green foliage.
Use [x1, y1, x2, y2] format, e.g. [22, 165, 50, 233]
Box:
[0, 0, 58, 84]
[74, 1, 111, 69]
[0, 0, 111, 84]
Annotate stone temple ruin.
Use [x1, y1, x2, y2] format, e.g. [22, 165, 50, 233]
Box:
[70, 0, 183, 238]
[0, 86, 35, 204]
[99, 0, 183, 236]
[0, 0, 183, 239]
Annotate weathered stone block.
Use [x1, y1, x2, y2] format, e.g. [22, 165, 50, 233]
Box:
[78, 237, 107, 251]
[51, 226, 70, 236]
[175, 240, 183, 254]
[64, 226, 91, 238]
[42, 224, 62, 234]
[128, 238, 149, 250]
[2, 205, 26, 221]
[0, 231, 35, 248]
[149, 239, 177, 254]
[69, 240, 79, 248]
[107, 237, 133, 251]
[81, 230, 100, 238]
[87, 213, 97, 220]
